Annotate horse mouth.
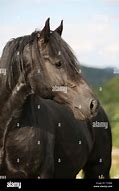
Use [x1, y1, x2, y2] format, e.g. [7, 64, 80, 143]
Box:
[74, 106, 87, 120]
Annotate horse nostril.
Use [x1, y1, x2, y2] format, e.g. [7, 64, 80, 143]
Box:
[90, 99, 99, 113]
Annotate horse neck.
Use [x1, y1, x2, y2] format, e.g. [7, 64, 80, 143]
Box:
[0, 82, 31, 166]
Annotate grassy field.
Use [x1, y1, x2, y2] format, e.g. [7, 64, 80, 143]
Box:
[110, 148, 119, 178]
[95, 76, 119, 178]
[94, 76, 119, 147]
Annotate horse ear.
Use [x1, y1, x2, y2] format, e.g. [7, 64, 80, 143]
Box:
[54, 20, 63, 36]
[40, 18, 50, 43]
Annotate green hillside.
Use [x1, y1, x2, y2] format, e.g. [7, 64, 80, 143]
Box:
[81, 65, 115, 86]
[94, 76, 119, 147]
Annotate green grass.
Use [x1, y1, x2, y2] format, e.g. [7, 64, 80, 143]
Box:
[112, 126, 119, 147]
[94, 76, 119, 147]
[110, 147, 119, 178]
[94, 77, 119, 177]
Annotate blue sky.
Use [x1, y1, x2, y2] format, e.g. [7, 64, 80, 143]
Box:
[0, 0, 119, 69]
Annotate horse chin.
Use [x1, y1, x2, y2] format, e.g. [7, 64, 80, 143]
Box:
[53, 96, 87, 121]
[72, 108, 86, 121]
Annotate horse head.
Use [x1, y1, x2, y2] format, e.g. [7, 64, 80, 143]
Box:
[0, 18, 99, 120]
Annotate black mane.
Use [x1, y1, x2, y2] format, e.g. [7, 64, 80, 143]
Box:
[0, 30, 80, 94]
[0, 33, 35, 91]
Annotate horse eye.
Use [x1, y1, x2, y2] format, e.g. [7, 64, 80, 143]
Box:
[55, 61, 62, 69]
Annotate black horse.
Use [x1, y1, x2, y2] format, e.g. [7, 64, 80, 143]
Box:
[0, 19, 111, 178]
[0, 94, 112, 178]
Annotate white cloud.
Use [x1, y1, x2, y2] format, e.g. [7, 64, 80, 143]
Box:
[63, 16, 112, 53]
[0, 24, 37, 55]
[94, 14, 109, 23]
[104, 43, 119, 53]
[77, 41, 94, 52]
[103, 0, 119, 3]
[10, 0, 75, 4]
[63, 16, 119, 68]
[0, 11, 119, 69]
